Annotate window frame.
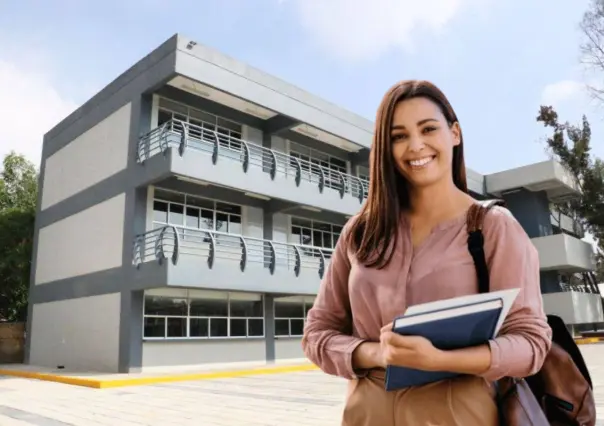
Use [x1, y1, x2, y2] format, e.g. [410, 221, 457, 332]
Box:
[143, 290, 265, 341]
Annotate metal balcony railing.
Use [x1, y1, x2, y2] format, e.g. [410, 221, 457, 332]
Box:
[137, 119, 368, 203]
[133, 225, 334, 279]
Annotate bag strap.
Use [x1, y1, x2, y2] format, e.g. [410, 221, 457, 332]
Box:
[466, 200, 506, 294]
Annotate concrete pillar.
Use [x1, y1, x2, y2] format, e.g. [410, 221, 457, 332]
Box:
[262, 210, 276, 362]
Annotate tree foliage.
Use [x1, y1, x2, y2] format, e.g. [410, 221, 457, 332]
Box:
[580, 0, 604, 101]
[536, 106, 604, 281]
[0, 152, 38, 322]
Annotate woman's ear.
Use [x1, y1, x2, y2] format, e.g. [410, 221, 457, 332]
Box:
[450, 122, 461, 146]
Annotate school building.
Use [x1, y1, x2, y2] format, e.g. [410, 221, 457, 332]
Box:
[25, 34, 602, 373]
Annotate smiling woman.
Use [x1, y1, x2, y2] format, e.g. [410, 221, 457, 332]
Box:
[302, 80, 552, 426]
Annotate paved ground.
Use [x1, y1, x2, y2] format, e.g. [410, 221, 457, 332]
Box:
[0, 345, 602, 425]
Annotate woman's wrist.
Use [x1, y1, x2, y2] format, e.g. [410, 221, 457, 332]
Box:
[352, 341, 385, 370]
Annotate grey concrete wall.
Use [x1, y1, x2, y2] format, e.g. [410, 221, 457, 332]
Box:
[275, 338, 305, 360]
[29, 293, 121, 372]
[142, 339, 266, 369]
[41, 103, 132, 210]
[34, 194, 125, 285]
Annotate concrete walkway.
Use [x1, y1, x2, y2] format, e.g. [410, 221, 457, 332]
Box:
[0, 345, 601, 425]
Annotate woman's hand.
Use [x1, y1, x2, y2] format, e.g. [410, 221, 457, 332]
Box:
[379, 323, 445, 371]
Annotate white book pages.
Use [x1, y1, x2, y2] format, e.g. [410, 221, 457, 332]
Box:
[402, 288, 520, 337]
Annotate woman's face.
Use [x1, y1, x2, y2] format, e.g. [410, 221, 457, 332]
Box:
[390, 96, 460, 190]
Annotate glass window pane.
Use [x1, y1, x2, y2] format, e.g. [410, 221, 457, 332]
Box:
[155, 189, 185, 204]
[185, 207, 200, 228]
[274, 301, 304, 318]
[187, 196, 214, 210]
[157, 110, 172, 127]
[189, 318, 208, 337]
[189, 108, 216, 124]
[169, 203, 184, 225]
[216, 203, 241, 215]
[153, 201, 168, 223]
[230, 300, 263, 317]
[215, 213, 228, 233]
[144, 296, 188, 316]
[248, 319, 264, 337]
[290, 319, 304, 336]
[304, 303, 314, 317]
[210, 318, 228, 337]
[291, 217, 311, 227]
[228, 216, 242, 235]
[190, 298, 228, 316]
[167, 317, 187, 338]
[230, 319, 247, 337]
[275, 319, 290, 336]
[144, 317, 165, 338]
[200, 209, 214, 230]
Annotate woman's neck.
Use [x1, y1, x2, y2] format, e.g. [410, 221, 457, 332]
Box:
[408, 179, 472, 224]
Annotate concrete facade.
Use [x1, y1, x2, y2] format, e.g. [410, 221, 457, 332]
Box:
[26, 33, 601, 373]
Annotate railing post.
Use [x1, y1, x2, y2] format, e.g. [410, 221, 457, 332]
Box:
[267, 241, 276, 274]
[318, 167, 325, 193]
[207, 232, 217, 268]
[269, 150, 277, 180]
[292, 157, 302, 187]
[338, 172, 346, 198]
[355, 176, 366, 203]
[239, 236, 248, 272]
[169, 225, 180, 265]
[293, 246, 301, 277]
[241, 140, 250, 173]
[212, 131, 220, 165]
[178, 122, 189, 157]
[318, 249, 326, 279]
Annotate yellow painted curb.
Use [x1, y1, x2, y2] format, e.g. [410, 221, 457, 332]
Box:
[0, 363, 320, 389]
[574, 337, 602, 345]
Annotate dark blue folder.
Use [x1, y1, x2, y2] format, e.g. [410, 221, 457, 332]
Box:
[384, 300, 502, 391]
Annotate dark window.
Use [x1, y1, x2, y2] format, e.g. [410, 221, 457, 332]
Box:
[210, 318, 228, 337]
[189, 318, 209, 338]
[248, 319, 264, 337]
[190, 298, 228, 317]
[230, 319, 247, 337]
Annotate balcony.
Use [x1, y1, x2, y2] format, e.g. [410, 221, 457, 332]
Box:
[132, 225, 332, 295]
[532, 233, 596, 273]
[485, 160, 581, 202]
[137, 120, 367, 216]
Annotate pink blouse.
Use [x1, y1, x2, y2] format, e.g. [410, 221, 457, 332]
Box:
[302, 206, 552, 382]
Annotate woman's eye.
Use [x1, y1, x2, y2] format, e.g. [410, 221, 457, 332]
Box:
[423, 126, 437, 134]
[391, 134, 406, 141]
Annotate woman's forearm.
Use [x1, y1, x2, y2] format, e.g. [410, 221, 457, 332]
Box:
[436, 344, 492, 375]
[352, 342, 384, 370]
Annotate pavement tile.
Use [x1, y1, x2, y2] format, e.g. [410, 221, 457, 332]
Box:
[0, 345, 601, 425]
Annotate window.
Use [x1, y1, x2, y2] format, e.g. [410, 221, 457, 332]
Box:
[157, 97, 243, 152]
[143, 289, 264, 339]
[153, 188, 242, 235]
[274, 297, 315, 337]
[289, 217, 343, 250]
[289, 143, 348, 191]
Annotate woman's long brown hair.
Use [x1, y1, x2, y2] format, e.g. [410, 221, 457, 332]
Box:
[346, 80, 468, 269]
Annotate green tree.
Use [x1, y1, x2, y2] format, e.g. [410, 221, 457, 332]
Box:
[536, 106, 604, 283]
[580, 0, 604, 101]
[0, 152, 38, 321]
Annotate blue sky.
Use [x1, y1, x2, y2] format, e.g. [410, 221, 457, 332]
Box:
[0, 0, 602, 174]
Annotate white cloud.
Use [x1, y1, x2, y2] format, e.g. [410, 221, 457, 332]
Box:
[0, 59, 78, 169]
[290, 0, 469, 61]
[540, 80, 585, 107]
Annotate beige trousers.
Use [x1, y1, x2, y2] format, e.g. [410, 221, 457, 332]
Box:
[341, 371, 499, 426]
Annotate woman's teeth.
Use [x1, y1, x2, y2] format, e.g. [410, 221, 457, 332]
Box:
[408, 156, 435, 168]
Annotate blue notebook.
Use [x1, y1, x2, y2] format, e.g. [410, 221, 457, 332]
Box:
[384, 298, 503, 391]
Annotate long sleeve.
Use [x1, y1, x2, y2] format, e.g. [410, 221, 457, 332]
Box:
[479, 207, 552, 381]
[301, 221, 367, 379]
